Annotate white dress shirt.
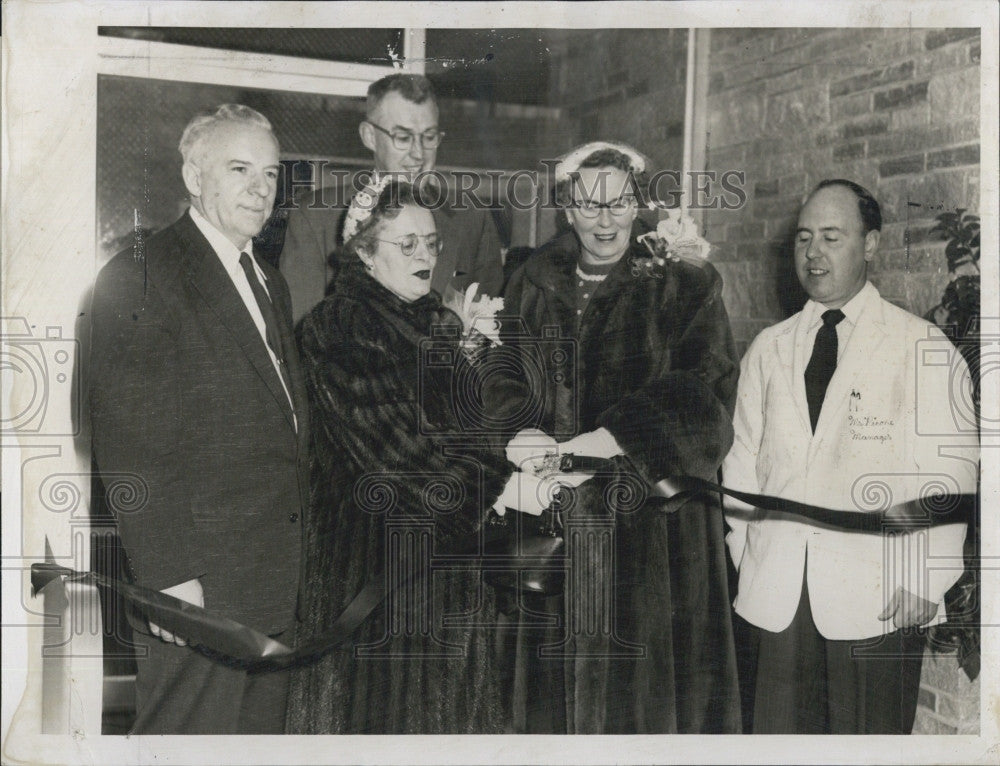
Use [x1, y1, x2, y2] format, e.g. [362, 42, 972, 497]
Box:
[189, 206, 296, 420]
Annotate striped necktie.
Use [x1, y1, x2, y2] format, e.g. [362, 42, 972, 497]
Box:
[238, 251, 294, 411]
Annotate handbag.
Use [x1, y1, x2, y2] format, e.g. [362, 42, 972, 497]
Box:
[482, 502, 566, 596]
[481, 454, 618, 597]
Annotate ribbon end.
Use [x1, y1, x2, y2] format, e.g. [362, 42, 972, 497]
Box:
[31, 539, 73, 597]
[260, 638, 295, 658]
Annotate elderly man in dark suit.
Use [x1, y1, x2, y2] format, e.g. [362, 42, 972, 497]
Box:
[89, 104, 309, 734]
[278, 73, 505, 324]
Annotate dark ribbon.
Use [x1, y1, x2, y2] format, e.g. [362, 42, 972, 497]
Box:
[31, 459, 974, 669]
[30, 564, 291, 666]
[559, 454, 976, 533]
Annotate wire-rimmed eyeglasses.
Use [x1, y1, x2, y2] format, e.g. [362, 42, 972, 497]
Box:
[367, 122, 445, 152]
[374, 233, 443, 257]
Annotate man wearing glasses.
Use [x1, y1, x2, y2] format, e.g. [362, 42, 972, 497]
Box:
[279, 73, 504, 323]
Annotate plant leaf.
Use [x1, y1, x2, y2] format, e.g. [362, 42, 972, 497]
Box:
[945, 241, 966, 258]
[936, 212, 958, 229]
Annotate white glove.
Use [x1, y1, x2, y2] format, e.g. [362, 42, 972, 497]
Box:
[493, 471, 565, 516]
[505, 428, 558, 472]
[558, 427, 623, 459]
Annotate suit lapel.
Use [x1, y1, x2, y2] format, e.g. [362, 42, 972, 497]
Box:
[176, 213, 296, 430]
[775, 318, 812, 434]
[810, 294, 889, 452]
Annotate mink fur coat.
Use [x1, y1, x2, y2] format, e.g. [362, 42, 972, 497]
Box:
[285, 261, 517, 734]
[497, 224, 743, 734]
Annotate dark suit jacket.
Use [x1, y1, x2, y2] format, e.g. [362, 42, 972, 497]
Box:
[89, 210, 309, 635]
[277, 181, 504, 325]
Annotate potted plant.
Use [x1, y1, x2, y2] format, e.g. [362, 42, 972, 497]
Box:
[924, 208, 980, 681]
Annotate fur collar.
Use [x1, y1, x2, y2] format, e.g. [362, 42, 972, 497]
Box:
[331, 261, 460, 346]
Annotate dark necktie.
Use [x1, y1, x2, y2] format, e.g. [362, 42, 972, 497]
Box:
[238, 252, 294, 410]
[804, 308, 845, 432]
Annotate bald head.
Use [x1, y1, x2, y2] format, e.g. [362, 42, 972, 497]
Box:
[804, 179, 882, 234]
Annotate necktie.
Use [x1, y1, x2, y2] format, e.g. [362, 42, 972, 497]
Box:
[804, 308, 845, 432]
[238, 252, 294, 410]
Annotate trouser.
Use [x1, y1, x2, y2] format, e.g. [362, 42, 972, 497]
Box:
[751, 578, 926, 734]
[131, 630, 290, 734]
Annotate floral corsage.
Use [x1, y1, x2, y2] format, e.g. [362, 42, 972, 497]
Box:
[633, 208, 712, 277]
[442, 282, 504, 361]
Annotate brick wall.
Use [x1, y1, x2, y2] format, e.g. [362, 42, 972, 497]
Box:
[702, 27, 981, 735]
[704, 27, 980, 356]
[550, 29, 688, 174]
[526, 30, 687, 248]
[436, 100, 574, 170]
[917, 653, 981, 734]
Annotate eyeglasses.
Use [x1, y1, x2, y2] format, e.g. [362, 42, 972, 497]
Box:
[374, 233, 443, 257]
[367, 121, 445, 152]
[573, 196, 638, 219]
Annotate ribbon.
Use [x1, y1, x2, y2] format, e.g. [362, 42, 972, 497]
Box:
[31, 563, 293, 667]
[557, 454, 976, 533]
[664, 475, 974, 532]
[31, 462, 975, 668]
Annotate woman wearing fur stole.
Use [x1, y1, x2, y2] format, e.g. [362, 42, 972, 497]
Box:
[285, 179, 559, 734]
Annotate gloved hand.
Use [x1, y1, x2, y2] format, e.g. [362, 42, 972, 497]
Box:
[493, 471, 565, 516]
[505, 428, 558, 472]
[557, 427, 623, 459]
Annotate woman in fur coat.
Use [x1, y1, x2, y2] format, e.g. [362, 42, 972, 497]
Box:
[498, 142, 743, 733]
[285, 179, 545, 734]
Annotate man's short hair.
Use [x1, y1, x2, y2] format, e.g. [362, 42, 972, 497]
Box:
[366, 74, 437, 118]
[809, 178, 882, 233]
[178, 104, 274, 165]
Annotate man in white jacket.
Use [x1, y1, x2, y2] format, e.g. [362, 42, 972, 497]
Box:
[723, 179, 978, 733]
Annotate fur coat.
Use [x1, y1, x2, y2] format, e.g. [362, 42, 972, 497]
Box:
[285, 261, 515, 734]
[498, 224, 743, 733]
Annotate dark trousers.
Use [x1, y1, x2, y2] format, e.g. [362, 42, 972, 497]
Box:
[131, 631, 290, 734]
[751, 579, 926, 734]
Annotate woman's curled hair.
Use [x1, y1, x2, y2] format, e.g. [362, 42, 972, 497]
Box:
[552, 146, 651, 209]
[340, 179, 431, 262]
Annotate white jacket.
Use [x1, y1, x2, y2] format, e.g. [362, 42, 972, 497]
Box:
[723, 283, 978, 640]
